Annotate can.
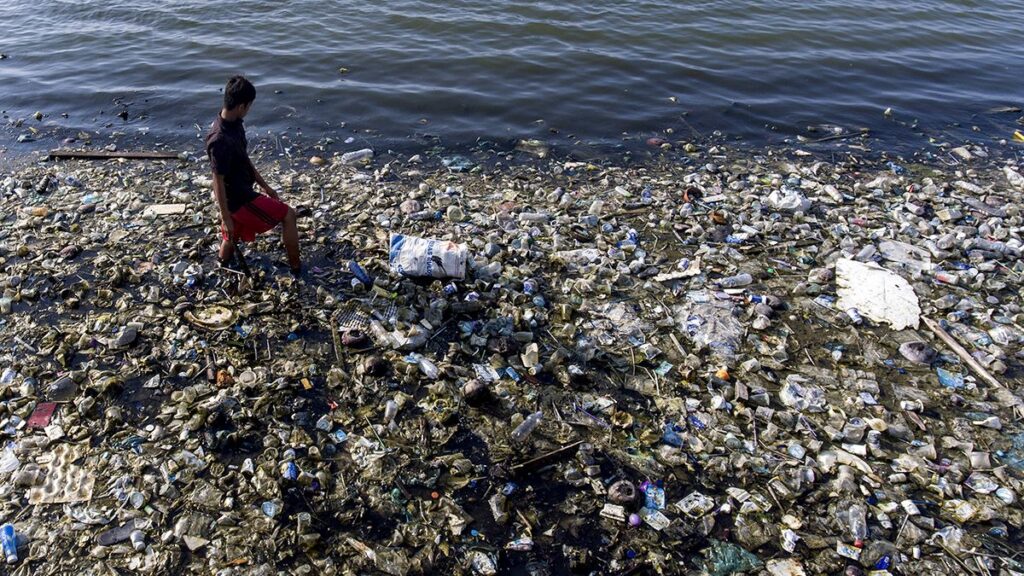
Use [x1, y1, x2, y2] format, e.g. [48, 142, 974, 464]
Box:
[129, 529, 146, 552]
[846, 308, 864, 325]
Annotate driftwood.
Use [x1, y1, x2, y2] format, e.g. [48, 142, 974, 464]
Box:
[47, 149, 181, 161]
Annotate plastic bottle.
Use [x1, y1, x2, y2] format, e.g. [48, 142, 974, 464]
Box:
[847, 502, 868, 546]
[510, 411, 543, 442]
[340, 148, 373, 164]
[718, 273, 753, 288]
[1, 523, 16, 564]
[368, 319, 397, 348]
[518, 212, 550, 223]
[384, 399, 398, 423]
[988, 324, 1018, 346]
[348, 261, 373, 285]
[412, 354, 439, 379]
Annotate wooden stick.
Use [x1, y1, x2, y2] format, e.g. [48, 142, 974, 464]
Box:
[923, 317, 1003, 391]
[47, 149, 181, 161]
[512, 441, 584, 474]
[331, 323, 342, 364]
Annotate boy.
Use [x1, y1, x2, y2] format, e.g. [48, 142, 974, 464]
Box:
[206, 75, 301, 276]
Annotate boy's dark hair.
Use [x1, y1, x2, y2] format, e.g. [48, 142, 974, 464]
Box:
[224, 75, 256, 110]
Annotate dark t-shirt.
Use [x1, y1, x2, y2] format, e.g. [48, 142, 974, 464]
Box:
[205, 115, 258, 212]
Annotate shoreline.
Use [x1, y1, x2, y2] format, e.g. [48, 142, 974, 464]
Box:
[4, 102, 1023, 174]
[0, 140, 1023, 574]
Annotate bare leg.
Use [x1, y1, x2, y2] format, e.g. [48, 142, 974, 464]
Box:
[219, 237, 235, 263]
[282, 207, 301, 272]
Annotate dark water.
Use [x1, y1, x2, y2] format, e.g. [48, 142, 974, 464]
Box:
[1, 0, 1022, 154]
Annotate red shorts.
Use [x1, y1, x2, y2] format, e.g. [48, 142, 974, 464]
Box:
[222, 195, 289, 242]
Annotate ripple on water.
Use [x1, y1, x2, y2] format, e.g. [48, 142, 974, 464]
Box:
[0, 0, 1021, 149]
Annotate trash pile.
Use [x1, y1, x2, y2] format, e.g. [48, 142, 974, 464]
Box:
[0, 141, 1023, 575]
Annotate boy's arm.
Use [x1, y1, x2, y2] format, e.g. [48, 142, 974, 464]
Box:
[248, 157, 279, 200]
[212, 173, 235, 238]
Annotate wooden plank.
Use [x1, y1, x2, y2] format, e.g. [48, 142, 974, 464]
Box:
[47, 149, 181, 161]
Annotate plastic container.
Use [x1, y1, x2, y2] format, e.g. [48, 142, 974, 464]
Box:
[842, 417, 867, 443]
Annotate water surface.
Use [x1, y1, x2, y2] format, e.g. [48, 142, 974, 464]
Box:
[1, 0, 1021, 152]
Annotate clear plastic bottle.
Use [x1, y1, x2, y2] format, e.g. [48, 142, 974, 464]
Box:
[518, 212, 551, 223]
[988, 324, 1018, 346]
[411, 354, 439, 379]
[368, 319, 397, 349]
[718, 273, 753, 288]
[510, 411, 543, 442]
[847, 502, 868, 545]
[340, 148, 373, 164]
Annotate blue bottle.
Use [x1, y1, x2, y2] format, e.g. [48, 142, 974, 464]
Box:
[1, 523, 17, 564]
[348, 261, 374, 286]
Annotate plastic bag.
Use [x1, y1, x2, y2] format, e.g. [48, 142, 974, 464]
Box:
[779, 375, 828, 412]
[766, 186, 811, 212]
[836, 259, 921, 330]
[388, 234, 467, 279]
[704, 539, 763, 576]
[683, 303, 743, 363]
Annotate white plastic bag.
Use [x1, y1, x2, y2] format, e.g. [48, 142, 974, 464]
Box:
[766, 186, 811, 212]
[388, 234, 467, 279]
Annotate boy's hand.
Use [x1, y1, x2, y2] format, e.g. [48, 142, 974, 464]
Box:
[261, 184, 280, 200]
